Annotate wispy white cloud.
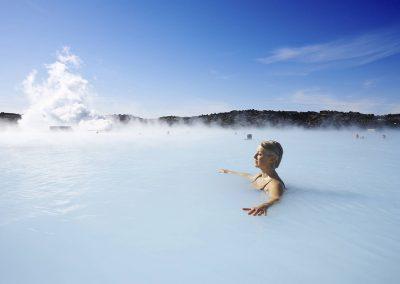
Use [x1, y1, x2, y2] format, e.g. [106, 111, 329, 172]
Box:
[290, 88, 377, 112]
[162, 98, 233, 117]
[93, 96, 233, 118]
[388, 103, 400, 114]
[209, 69, 235, 80]
[266, 70, 310, 77]
[286, 88, 400, 114]
[362, 79, 377, 89]
[258, 28, 400, 68]
[26, 0, 47, 15]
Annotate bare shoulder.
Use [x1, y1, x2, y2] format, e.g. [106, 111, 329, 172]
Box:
[268, 178, 284, 196]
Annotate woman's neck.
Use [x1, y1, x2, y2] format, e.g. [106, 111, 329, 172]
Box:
[261, 167, 277, 178]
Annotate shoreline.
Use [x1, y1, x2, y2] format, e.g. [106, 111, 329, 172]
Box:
[2, 110, 400, 129]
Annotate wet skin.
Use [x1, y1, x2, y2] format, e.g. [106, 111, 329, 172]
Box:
[219, 145, 284, 216]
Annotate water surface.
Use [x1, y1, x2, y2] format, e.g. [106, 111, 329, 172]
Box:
[1, 127, 399, 283]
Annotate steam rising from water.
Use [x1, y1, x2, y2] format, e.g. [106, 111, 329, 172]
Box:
[19, 47, 112, 131]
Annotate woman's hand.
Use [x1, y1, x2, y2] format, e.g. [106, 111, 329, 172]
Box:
[242, 204, 268, 216]
[218, 169, 230, 174]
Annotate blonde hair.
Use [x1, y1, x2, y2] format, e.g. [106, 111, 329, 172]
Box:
[260, 140, 283, 169]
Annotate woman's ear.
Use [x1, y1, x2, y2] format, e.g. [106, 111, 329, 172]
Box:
[268, 155, 277, 167]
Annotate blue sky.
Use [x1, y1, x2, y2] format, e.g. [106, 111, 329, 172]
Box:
[1, 0, 400, 116]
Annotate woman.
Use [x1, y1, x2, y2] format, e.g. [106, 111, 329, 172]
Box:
[219, 140, 285, 216]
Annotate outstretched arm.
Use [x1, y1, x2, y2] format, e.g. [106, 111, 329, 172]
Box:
[218, 169, 254, 181]
[243, 181, 283, 216]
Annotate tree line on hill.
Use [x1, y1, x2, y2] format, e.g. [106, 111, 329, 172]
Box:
[2, 110, 400, 129]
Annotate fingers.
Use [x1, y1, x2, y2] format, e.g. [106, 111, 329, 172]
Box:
[242, 207, 267, 216]
[243, 207, 256, 215]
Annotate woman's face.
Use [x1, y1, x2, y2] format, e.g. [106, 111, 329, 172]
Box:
[254, 146, 275, 169]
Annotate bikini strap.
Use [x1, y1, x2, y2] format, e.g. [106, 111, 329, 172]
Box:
[262, 178, 274, 190]
[251, 173, 262, 182]
[252, 173, 273, 190]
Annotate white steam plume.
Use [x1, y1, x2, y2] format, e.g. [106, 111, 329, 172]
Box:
[19, 47, 112, 131]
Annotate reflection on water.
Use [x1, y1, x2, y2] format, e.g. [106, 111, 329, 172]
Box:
[0, 128, 399, 284]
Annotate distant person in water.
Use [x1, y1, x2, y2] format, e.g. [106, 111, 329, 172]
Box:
[219, 140, 285, 216]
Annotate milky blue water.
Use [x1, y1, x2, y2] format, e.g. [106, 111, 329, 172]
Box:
[1, 127, 399, 284]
